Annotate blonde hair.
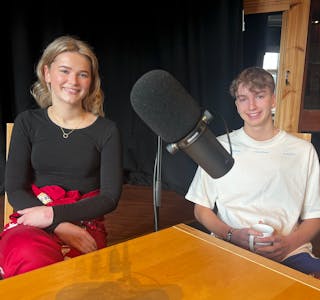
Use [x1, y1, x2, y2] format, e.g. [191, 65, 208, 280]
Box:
[229, 67, 275, 98]
[31, 35, 104, 116]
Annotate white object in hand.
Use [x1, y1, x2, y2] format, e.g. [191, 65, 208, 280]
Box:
[249, 224, 274, 251]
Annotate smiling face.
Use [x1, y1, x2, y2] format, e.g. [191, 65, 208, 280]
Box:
[44, 51, 92, 108]
[235, 83, 276, 131]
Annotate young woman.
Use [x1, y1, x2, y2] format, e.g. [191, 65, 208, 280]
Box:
[0, 36, 123, 278]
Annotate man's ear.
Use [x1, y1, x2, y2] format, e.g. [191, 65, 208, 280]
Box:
[271, 93, 276, 108]
[235, 99, 240, 113]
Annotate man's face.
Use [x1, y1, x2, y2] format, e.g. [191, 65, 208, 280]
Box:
[235, 83, 276, 129]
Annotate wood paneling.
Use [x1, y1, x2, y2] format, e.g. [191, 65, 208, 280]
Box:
[274, 0, 311, 132]
[300, 110, 320, 131]
[290, 131, 312, 142]
[244, 0, 290, 15]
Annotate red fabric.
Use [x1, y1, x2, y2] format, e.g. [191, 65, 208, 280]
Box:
[31, 184, 99, 206]
[0, 225, 64, 278]
[0, 185, 107, 279]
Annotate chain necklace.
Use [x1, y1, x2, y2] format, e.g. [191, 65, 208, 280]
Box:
[49, 107, 85, 139]
[60, 127, 75, 139]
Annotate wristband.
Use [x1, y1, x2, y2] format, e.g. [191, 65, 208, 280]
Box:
[226, 228, 234, 242]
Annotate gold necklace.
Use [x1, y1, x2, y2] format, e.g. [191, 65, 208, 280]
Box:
[50, 107, 84, 139]
[60, 127, 75, 139]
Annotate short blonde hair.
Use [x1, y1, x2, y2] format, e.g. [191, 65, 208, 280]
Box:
[31, 35, 104, 116]
[229, 67, 275, 98]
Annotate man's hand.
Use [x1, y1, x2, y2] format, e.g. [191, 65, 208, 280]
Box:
[254, 234, 291, 261]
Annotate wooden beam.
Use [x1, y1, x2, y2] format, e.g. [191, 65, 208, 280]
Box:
[243, 0, 290, 15]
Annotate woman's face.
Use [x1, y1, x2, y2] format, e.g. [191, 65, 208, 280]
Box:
[44, 51, 92, 107]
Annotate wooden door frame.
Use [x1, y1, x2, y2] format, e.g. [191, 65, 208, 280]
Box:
[243, 0, 311, 133]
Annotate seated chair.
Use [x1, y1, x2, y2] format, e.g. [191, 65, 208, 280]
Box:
[3, 123, 14, 227]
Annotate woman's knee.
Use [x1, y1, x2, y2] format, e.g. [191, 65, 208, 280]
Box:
[0, 225, 63, 278]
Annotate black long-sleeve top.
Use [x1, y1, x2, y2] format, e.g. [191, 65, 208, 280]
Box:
[5, 108, 123, 231]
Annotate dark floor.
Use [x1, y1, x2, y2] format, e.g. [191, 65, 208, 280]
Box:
[104, 184, 195, 245]
[1, 185, 320, 258]
[0, 184, 196, 244]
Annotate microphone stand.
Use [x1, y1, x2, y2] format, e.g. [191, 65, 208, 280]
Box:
[153, 136, 162, 231]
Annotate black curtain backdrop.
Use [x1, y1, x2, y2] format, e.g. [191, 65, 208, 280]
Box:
[0, 1, 243, 195]
[243, 14, 268, 68]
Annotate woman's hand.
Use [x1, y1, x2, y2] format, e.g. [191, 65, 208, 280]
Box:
[54, 222, 97, 254]
[17, 206, 53, 228]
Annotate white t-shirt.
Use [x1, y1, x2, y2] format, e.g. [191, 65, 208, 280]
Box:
[185, 128, 320, 258]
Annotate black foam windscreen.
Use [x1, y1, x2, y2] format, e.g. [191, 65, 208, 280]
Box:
[130, 69, 201, 143]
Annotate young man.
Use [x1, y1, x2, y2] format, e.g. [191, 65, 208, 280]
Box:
[185, 67, 320, 277]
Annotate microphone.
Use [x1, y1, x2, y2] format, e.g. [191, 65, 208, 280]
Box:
[130, 69, 234, 179]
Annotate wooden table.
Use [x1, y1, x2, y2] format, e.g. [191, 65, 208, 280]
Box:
[1, 223, 320, 299]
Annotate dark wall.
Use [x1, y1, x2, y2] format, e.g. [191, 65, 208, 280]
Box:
[0, 1, 243, 195]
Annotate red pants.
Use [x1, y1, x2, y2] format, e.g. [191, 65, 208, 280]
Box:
[0, 185, 107, 279]
[0, 222, 107, 279]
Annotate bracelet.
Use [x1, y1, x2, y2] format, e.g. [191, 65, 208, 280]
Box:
[226, 228, 234, 242]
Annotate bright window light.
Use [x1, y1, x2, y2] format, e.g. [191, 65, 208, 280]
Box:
[263, 52, 279, 70]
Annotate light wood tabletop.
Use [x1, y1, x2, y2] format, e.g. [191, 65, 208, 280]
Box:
[1, 223, 320, 299]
